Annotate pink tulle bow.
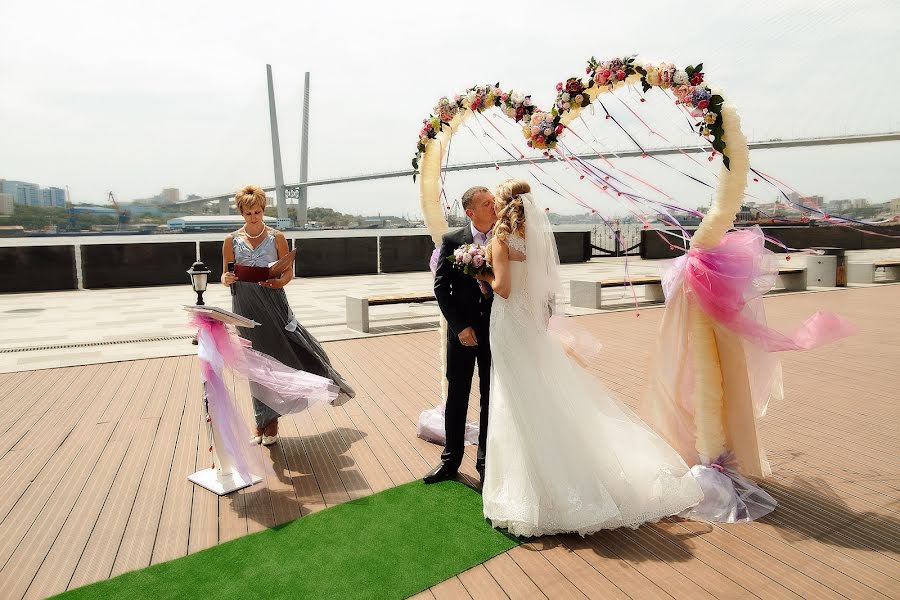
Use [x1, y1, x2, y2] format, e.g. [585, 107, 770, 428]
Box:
[674, 227, 857, 352]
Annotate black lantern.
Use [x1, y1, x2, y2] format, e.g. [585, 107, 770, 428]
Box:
[187, 261, 211, 306]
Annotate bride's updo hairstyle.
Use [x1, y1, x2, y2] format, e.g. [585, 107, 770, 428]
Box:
[235, 185, 268, 215]
[494, 179, 530, 242]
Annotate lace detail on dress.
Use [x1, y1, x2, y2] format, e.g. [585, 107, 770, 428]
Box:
[506, 233, 526, 255]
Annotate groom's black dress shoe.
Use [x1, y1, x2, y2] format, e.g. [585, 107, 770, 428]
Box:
[423, 462, 458, 484]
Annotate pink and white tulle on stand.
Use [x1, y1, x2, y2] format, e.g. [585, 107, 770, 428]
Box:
[190, 313, 339, 494]
[642, 227, 856, 522]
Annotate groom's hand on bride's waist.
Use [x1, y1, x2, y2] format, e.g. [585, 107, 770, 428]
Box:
[458, 327, 478, 347]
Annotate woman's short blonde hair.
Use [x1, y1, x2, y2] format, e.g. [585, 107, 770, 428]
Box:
[235, 185, 268, 214]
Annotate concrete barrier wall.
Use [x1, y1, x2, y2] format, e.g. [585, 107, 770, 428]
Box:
[554, 231, 591, 264]
[380, 235, 435, 273]
[199, 240, 225, 283]
[293, 237, 378, 276]
[641, 225, 900, 259]
[81, 242, 197, 289]
[0, 246, 77, 293]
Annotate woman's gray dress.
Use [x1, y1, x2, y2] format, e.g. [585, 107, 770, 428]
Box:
[231, 234, 355, 429]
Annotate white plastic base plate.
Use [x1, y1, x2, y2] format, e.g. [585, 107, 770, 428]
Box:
[188, 468, 263, 495]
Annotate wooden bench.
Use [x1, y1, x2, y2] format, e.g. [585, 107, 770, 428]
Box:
[570, 276, 664, 309]
[346, 292, 436, 332]
[848, 260, 900, 284]
[776, 267, 807, 291]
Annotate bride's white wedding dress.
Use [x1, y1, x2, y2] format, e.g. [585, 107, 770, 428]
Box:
[482, 197, 702, 537]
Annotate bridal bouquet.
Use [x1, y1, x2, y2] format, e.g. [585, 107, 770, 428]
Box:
[448, 244, 493, 296]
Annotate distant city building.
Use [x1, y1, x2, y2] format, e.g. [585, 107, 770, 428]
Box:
[1, 180, 67, 207]
[40, 187, 66, 208]
[161, 188, 180, 203]
[167, 215, 277, 232]
[827, 199, 854, 213]
[788, 192, 823, 210]
[1, 180, 40, 205]
[851, 198, 870, 209]
[0, 193, 14, 215]
[72, 206, 118, 216]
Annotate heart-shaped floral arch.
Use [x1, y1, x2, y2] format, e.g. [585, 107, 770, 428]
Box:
[414, 55, 766, 478]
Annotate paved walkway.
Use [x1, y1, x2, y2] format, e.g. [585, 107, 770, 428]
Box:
[1, 249, 898, 373]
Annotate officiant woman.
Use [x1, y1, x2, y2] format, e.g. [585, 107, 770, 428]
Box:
[221, 185, 356, 445]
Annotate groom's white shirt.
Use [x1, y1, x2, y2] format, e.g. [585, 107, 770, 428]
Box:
[471, 222, 493, 246]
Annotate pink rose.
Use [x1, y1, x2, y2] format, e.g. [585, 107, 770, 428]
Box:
[690, 72, 704, 85]
[556, 82, 563, 92]
[616, 69, 626, 80]
[697, 99, 710, 109]
[462, 252, 472, 265]
[555, 125, 564, 134]
[472, 255, 484, 268]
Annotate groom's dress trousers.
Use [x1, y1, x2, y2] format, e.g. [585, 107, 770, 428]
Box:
[434, 225, 493, 471]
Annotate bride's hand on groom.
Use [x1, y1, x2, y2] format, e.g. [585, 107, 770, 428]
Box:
[458, 327, 478, 347]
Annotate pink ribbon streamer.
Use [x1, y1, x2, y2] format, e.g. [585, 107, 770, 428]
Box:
[667, 227, 858, 352]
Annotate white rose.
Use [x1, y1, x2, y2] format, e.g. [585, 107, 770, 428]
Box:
[562, 92, 570, 101]
[563, 102, 570, 110]
[511, 91, 524, 105]
[674, 70, 689, 85]
[466, 91, 477, 103]
[523, 96, 533, 107]
[462, 252, 472, 264]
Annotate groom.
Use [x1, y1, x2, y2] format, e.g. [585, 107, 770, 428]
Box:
[424, 186, 496, 486]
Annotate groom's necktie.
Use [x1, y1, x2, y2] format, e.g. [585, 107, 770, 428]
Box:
[474, 229, 494, 299]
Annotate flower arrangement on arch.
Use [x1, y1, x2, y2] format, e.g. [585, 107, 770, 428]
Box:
[413, 55, 734, 178]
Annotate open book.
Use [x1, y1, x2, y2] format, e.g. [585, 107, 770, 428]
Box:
[233, 249, 297, 283]
[267, 249, 297, 277]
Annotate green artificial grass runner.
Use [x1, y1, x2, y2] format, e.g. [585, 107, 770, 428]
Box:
[55, 480, 520, 600]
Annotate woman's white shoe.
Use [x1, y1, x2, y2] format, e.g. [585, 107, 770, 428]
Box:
[261, 435, 278, 446]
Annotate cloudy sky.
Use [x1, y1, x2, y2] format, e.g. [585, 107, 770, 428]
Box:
[1, 0, 898, 217]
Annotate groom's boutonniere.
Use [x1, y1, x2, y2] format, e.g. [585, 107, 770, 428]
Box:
[448, 244, 493, 296]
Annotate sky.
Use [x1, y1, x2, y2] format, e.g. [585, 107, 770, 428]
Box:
[1, 0, 899, 217]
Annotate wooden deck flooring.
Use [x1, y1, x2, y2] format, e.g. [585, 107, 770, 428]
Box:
[0, 285, 898, 599]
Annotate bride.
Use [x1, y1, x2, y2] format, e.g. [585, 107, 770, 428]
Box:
[477, 179, 702, 537]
